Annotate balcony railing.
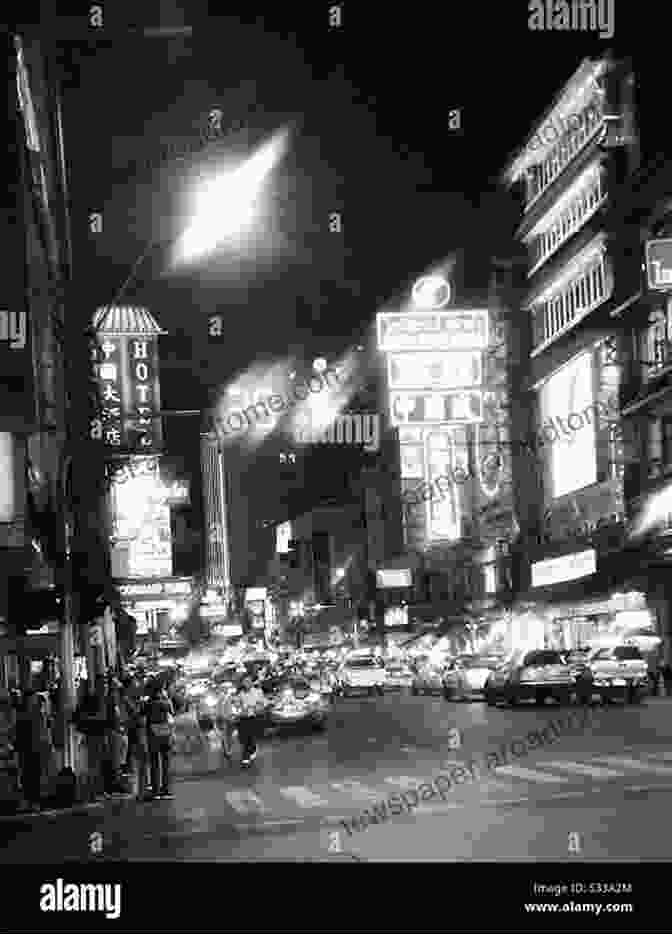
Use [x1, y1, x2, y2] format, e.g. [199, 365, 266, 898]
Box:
[525, 95, 605, 211]
[532, 254, 609, 352]
[529, 170, 606, 274]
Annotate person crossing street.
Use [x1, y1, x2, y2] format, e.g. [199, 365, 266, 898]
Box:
[235, 676, 266, 766]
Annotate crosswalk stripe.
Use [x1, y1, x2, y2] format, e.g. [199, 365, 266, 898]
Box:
[595, 756, 672, 775]
[280, 786, 329, 808]
[225, 790, 267, 814]
[493, 764, 570, 783]
[330, 781, 379, 801]
[542, 760, 625, 779]
[642, 751, 672, 763]
[384, 776, 422, 787]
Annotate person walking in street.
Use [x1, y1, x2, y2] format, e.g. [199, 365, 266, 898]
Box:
[235, 676, 266, 766]
[146, 682, 175, 799]
[215, 687, 237, 761]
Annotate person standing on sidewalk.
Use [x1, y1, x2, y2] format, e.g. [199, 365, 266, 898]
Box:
[146, 683, 175, 799]
[14, 692, 50, 812]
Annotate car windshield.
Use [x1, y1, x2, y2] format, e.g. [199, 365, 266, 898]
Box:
[346, 658, 378, 668]
[595, 647, 643, 661]
[522, 651, 565, 667]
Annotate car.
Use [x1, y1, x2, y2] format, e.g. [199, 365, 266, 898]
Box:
[384, 661, 414, 692]
[411, 661, 448, 696]
[266, 676, 331, 731]
[484, 649, 574, 706]
[336, 653, 386, 697]
[442, 654, 505, 701]
[581, 645, 649, 704]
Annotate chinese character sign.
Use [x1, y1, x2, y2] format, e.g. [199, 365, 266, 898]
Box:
[96, 335, 163, 452]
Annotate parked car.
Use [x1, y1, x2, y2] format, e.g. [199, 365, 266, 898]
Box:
[442, 654, 504, 701]
[484, 649, 574, 706]
[336, 652, 386, 697]
[266, 676, 331, 731]
[411, 661, 448, 696]
[384, 661, 414, 692]
[581, 645, 649, 704]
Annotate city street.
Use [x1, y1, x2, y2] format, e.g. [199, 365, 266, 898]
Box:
[2, 695, 672, 862]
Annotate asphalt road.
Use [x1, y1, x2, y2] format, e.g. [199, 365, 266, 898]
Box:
[2, 693, 672, 862]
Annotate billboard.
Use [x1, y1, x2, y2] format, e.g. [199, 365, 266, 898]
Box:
[110, 464, 173, 578]
[390, 390, 483, 425]
[387, 350, 482, 389]
[377, 310, 489, 352]
[645, 239, 672, 290]
[96, 335, 163, 452]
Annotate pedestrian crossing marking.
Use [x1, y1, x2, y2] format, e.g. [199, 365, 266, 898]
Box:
[542, 760, 624, 779]
[595, 756, 672, 775]
[280, 786, 329, 808]
[330, 781, 379, 801]
[494, 764, 571, 783]
[225, 789, 267, 814]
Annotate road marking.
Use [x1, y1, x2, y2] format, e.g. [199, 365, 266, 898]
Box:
[280, 786, 329, 808]
[493, 764, 571, 783]
[225, 789, 267, 814]
[330, 781, 380, 801]
[384, 776, 423, 788]
[595, 755, 672, 775]
[542, 760, 625, 779]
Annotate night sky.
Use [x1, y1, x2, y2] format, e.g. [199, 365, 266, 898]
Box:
[46, 0, 654, 579]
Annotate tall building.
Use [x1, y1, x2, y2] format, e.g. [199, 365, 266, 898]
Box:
[200, 433, 232, 601]
[500, 55, 647, 651]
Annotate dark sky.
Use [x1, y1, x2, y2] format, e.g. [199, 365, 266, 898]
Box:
[49, 1, 654, 578]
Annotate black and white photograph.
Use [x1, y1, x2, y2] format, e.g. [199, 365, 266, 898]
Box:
[1, 0, 669, 929]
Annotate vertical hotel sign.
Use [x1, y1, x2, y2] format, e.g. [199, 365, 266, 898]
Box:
[93, 307, 165, 453]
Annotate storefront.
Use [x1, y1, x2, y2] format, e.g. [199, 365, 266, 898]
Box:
[519, 544, 657, 652]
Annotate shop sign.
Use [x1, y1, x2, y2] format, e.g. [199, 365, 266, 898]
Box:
[387, 350, 482, 390]
[531, 549, 597, 588]
[645, 239, 672, 290]
[200, 603, 229, 619]
[411, 275, 452, 310]
[245, 587, 267, 602]
[118, 578, 192, 598]
[376, 569, 412, 588]
[390, 390, 484, 425]
[212, 623, 243, 637]
[95, 335, 162, 452]
[377, 310, 489, 352]
[384, 606, 409, 628]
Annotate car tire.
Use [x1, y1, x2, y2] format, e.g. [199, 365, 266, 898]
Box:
[377, 686, 384, 697]
[485, 691, 497, 706]
[411, 685, 418, 696]
[508, 692, 518, 706]
[368, 687, 374, 697]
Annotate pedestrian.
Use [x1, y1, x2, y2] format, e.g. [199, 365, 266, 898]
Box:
[73, 680, 109, 800]
[235, 675, 266, 766]
[146, 682, 175, 799]
[14, 692, 51, 812]
[215, 687, 237, 761]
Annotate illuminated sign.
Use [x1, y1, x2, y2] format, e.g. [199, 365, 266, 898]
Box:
[0, 433, 15, 522]
[118, 578, 193, 599]
[384, 606, 409, 627]
[200, 603, 230, 619]
[400, 444, 424, 478]
[276, 521, 292, 554]
[110, 464, 172, 578]
[426, 429, 461, 541]
[387, 351, 482, 390]
[376, 569, 412, 588]
[96, 335, 163, 452]
[398, 426, 425, 444]
[531, 549, 597, 588]
[377, 310, 489, 352]
[645, 239, 672, 290]
[245, 587, 267, 602]
[411, 275, 451, 310]
[390, 390, 484, 424]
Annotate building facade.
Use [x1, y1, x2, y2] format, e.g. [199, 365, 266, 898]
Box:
[500, 54, 649, 651]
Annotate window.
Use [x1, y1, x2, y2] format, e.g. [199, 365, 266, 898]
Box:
[523, 650, 564, 667]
